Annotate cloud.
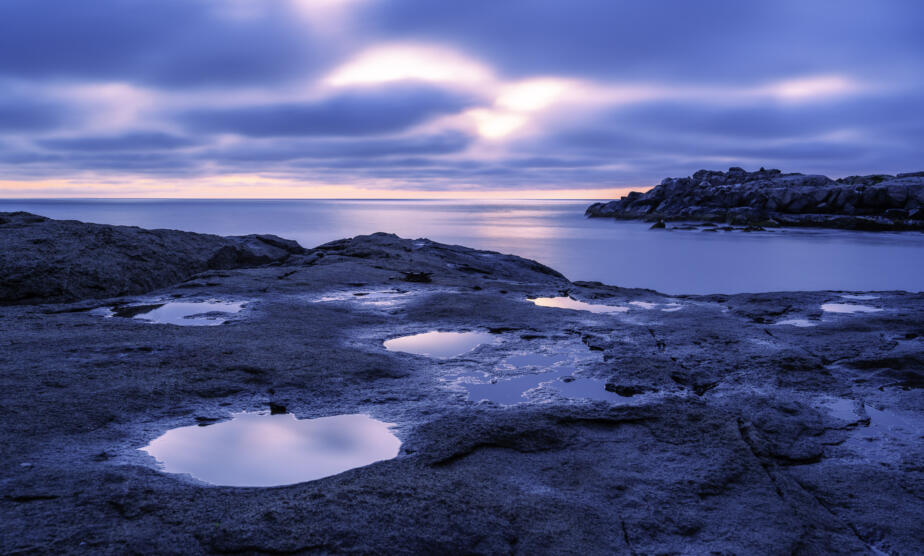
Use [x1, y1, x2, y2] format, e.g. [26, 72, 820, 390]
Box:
[0, 0, 922, 194]
[206, 131, 472, 162]
[0, 97, 70, 131]
[365, 1, 924, 85]
[37, 132, 200, 151]
[0, 0, 327, 87]
[182, 84, 478, 137]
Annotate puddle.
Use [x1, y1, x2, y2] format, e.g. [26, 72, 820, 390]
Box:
[629, 301, 657, 310]
[99, 299, 246, 326]
[661, 303, 683, 312]
[462, 366, 574, 405]
[529, 297, 628, 314]
[840, 294, 880, 301]
[775, 318, 817, 327]
[550, 376, 614, 401]
[384, 331, 496, 358]
[821, 303, 883, 314]
[456, 343, 620, 405]
[316, 289, 409, 307]
[141, 413, 400, 487]
[820, 397, 920, 465]
[503, 353, 568, 368]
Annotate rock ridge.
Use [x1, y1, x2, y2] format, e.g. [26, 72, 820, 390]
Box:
[586, 167, 924, 230]
[0, 211, 306, 305]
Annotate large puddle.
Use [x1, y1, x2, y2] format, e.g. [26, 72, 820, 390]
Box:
[384, 331, 496, 358]
[529, 297, 628, 314]
[141, 413, 400, 487]
[98, 299, 246, 326]
[821, 303, 883, 314]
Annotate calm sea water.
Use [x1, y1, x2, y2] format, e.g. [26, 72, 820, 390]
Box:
[3, 199, 923, 294]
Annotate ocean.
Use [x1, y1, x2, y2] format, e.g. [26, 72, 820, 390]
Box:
[3, 198, 923, 295]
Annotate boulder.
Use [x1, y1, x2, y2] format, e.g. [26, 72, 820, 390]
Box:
[0, 212, 305, 305]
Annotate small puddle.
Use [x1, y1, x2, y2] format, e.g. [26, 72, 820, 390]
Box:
[463, 366, 574, 405]
[316, 289, 409, 307]
[100, 299, 246, 326]
[775, 318, 817, 327]
[384, 331, 495, 359]
[840, 294, 880, 301]
[629, 301, 657, 310]
[550, 376, 613, 401]
[457, 344, 619, 405]
[529, 297, 628, 314]
[141, 413, 400, 487]
[821, 303, 883, 314]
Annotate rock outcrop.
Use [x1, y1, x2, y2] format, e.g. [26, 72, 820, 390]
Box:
[0, 224, 921, 554]
[587, 168, 924, 230]
[0, 211, 305, 305]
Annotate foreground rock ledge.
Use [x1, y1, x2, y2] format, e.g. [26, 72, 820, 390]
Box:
[586, 167, 924, 230]
[0, 215, 921, 554]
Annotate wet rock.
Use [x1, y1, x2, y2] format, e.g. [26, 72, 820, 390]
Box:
[1, 227, 922, 554]
[401, 271, 433, 283]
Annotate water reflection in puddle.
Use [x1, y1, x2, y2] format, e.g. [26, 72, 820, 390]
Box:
[840, 294, 880, 301]
[316, 289, 409, 307]
[820, 396, 919, 465]
[463, 366, 573, 405]
[775, 318, 817, 327]
[99, 299, 246, 326]
[384, 331, 496, 358]
[821, 303, 883, 314]
[457, 345, 619, 405]
[141, 413, 400, 487]
[550, 376, 613, 401]
[529, 297, 628, 314]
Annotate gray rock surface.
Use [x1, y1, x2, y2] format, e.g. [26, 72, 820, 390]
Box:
[0, 212, 305, 305]
[587, 168, 924, 230]
[0, 216, 921, 554]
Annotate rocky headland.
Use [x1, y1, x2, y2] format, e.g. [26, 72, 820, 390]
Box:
[586, 168, 924, 230]
[1, 213, 921, 554]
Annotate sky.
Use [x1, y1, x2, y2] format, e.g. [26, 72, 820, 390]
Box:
[0, 0, 922, 198]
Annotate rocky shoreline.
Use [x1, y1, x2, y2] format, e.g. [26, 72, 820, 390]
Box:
[586, 168, 924, 230]
[1, 213, 922, 554]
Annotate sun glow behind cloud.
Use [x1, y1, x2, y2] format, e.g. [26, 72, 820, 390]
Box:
[0, 0, 915, 199]
[325, 44, 492, 87]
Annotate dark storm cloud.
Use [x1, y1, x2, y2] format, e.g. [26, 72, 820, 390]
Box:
[0, 0, 323, 87]
[183, 85, 477, 137]
[38, 132, 201, 151]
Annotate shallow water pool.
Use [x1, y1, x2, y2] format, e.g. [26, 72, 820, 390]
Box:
[384, 331, 496, 358]
[141, 413, 400, 487]
[529, 297, 628, 314]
